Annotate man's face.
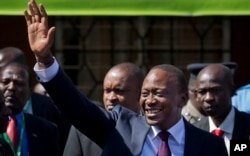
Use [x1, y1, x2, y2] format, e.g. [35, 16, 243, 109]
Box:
[0, 65, 30, 114]
[140, 69, 187, 130]
[103, 70, 140, 113]
[188, 78, 206, 115]
[196, 71, 232, 118]
[0, 92, 11, 133]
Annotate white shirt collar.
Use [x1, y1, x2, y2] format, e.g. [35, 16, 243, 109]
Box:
[209, 107, 235, 134]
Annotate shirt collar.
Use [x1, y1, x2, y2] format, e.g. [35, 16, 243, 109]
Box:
[150, 117, 185, 144]
[209, 107, 235, 134]
[14, 112, 24, 128]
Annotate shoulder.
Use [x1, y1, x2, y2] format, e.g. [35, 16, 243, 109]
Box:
[193, 116, 208, 128]
[185, 119, 215, 140]
[24, 113, 57, 129]
[233, 84, 250, 97]
[31, 93, 54, 104]
[235, 108, 250, 121]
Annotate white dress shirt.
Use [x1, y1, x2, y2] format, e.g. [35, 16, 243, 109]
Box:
[209, 107, 235, 155]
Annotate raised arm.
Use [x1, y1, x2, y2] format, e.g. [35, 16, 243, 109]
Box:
[24, 0, 55, 68]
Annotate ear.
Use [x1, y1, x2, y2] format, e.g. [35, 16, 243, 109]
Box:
[178, 92, 188, 108]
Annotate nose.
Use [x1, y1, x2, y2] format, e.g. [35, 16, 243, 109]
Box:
[107, 91, 118, 101]
[7, 81, 16, 91]
[144, 94, 157, 105]
[204, 92, 214, 102]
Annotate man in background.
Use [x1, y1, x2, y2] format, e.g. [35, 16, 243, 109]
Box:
[194, 64, 250, 154]
[63, 62, 144, 156]
[0, 47, 70, 155]
[182, 62, 237, 124]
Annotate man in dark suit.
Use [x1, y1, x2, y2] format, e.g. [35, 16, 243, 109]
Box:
[24, 0, 228, 155]
[194, 63, 250, 154]
[63, 62, 144, 156]
[182, 62, 238, 124]
[0, 62, 59, 156]
[0, 87, 13, 156]
[0, 46, 70, 155]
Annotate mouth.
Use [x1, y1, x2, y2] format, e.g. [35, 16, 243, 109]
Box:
[106, 103, 118, 111]
[5, 96, 16, 101]
[145, 108, 163, 117]
[4, 95, 17, 105]
[204, 103, 217, 111]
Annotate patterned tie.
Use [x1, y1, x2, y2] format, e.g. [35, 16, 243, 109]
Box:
[157, 131, 171, 156]
[212, 129, 224, 137]
[7, 116, 19, 150]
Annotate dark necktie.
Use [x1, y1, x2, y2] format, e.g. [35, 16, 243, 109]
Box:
[7, 116, 19, 150]
[157, 131, 171, 156]
[212, 129, 224, 137]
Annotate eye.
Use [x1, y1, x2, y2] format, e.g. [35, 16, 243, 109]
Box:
[197, 89, 206, 95]
[155, 92, 163, 97]
[141, 90, 149, 97]
[211, 88, 221, 94]
[114, 89, 125, 94]
[1, 79, 10, 85]
[103, 88, 111, 93]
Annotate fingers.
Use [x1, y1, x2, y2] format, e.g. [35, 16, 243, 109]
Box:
[24, 10, 31, 26]
[32, 0, 41, 23]
[27, 0, 48, 23]
[40, 4, 48, 28]
[47, 27, 56, 43]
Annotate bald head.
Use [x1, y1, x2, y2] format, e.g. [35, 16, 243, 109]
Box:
[196, 64, 234, 122]
[103, 62, 144, 113]
[0, 47, 27, 69]
[197, 64, 234, 91]
[106, 62, 144, 88]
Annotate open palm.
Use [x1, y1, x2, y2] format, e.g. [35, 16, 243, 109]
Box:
[24, 0, 55, 59]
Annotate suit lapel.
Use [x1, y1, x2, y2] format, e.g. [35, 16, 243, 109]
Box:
[24, 113, 40, 154]
[183, 120, 204, 156]
[130, 115, 150, 156]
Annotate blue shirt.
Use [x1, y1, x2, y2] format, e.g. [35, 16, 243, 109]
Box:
[141, 118, 185, 156]
[14, 112, 29, 156]
[232, 84, 250, 114]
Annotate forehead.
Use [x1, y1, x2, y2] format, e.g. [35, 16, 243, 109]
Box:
[1, 65, 27, 78]
[143, 69, 176, 87]
[104, 70, 132, 86]
[197, 72, 225, 88]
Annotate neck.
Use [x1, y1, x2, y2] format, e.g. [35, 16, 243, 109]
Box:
[211, 106, 232, 127]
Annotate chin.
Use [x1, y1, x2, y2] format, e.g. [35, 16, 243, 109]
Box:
[146, 119, 159, 126]
[5, 102, 14, 107]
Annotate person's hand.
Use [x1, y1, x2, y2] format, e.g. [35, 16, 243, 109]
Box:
[24, 0, 55, 65]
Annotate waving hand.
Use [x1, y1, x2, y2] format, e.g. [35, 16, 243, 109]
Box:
[24, 0, 55, 65]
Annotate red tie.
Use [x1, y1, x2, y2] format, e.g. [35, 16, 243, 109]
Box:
[7, 116, 19, 150]
[212, 129, 224, 137]
[157, 131, 171, 156]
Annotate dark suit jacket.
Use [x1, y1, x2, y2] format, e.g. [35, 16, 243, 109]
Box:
[42, 68, 228, 156]
[0, 113, 59, 156]
[0, 138, 14, 156]
[63, 126, 102, 156]
[24, 113, 59, 156]
[30, 93, 71, 154]
[194, 107, 250, 139]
